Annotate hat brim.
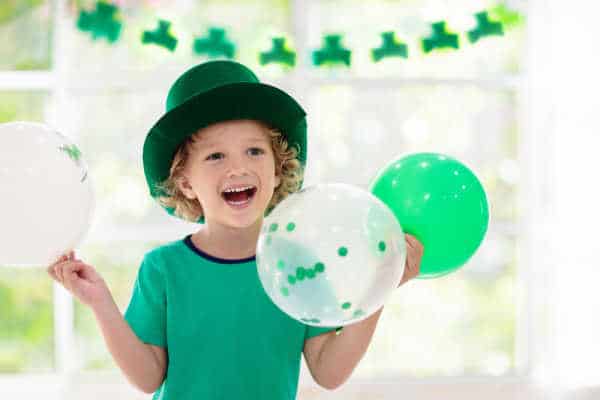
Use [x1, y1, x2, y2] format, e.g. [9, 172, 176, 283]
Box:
[143, 82, 307, 199]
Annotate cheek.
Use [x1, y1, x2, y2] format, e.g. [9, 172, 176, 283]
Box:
[187, 170, 215, 198]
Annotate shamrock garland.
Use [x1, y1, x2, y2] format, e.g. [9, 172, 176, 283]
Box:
[76, 1, 523, 67]
[260, 38, 296, 67]
[312, 35, 352, 66]
[142, 20, 177, 51]
[372, 32, 408, 62]
[76, 1, 122, 43]
[422, 22, 459, 53]
[194, 28, 236, 59]
[468, 12, 504, 43]
[490, 3, 524, 28]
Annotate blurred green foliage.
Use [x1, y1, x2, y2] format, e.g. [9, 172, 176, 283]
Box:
[0, 92, 47, 123]
[0, 268, 54, 372]
[0, 0, 44, 24]
[0, 0, 51, 70]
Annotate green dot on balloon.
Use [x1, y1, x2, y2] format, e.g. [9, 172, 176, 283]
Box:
[341, 302, 352, 310]
[311, 318, 320, 323]
[286, 222, 296, 232]
[269, 223, 278, 232]
[314, 262, 325, 273]
[296, 267, 306, 280]
[306, 269, 316, 279]
[277, 260, 285, 270]
[288, 275, 296, 285]
[378, 241, 386, 252]
[338, 247, 348, 257]
[353, 309, 365, 317]
[281, 287, 289, 297]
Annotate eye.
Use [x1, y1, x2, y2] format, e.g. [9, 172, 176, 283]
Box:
[248, 147, 265, 156]
[205, 152, 224, 161]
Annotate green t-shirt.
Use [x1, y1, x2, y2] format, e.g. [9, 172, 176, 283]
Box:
[124, 235, 336, 400]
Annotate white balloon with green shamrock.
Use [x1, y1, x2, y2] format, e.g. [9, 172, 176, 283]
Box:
[0, 121, 95, 267]
[256, 183, 406, 327]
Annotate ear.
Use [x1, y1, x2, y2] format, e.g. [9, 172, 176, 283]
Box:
[176, 176, 197, 200]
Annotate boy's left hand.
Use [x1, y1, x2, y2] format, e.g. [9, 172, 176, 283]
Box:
[397, 233, 424, 287]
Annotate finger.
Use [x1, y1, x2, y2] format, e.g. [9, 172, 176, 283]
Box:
[405, 234, 419, 247]
[50, 253, 69, 267]
[409, 234, 424, 249]
[63, 265, 80, 287]
[56, 260, 74, 283]
[76, 263, 98, 281]
[63, 261, 83, 277]
[62, 262, 84, 291]
[407, 237, 424, 258]
[47, 264, 59, 281]
[55, 264, 64, 284]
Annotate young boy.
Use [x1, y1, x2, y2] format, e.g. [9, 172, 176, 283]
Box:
[47, 60, 423, 399]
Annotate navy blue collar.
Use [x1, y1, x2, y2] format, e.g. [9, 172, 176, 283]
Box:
[183, 234, 256, 264]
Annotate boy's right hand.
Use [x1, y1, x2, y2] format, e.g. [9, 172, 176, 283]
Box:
[47, 251, 113, 310]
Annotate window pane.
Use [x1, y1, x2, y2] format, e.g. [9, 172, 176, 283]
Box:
[359, 247, 517, 377]
[74, 240, 161, 370]
[306, 85, 519, 222]
[63, 90, 181, 227]
[0, 91, 49, 123]
[0, 90, 54, 373]
[0, 267, 54, 373]
[0, 1, 52, 70]
[307, 84, 519, 376]
[307, 0, 526, 78]
[65, 0, 290, 75]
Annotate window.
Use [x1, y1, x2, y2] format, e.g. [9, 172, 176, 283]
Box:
[0, 0, 529, 397]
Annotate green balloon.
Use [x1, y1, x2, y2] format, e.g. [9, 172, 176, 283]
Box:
[369, 153, 489, 278]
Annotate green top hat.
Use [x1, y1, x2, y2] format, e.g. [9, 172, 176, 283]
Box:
[142, 60, 307, 218]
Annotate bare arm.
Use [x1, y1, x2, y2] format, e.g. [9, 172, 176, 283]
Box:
[48, 252, 167, 394]
[303, 234, 424, 390]
[303, 308, 382, 390]
[92, 296, 167, 394]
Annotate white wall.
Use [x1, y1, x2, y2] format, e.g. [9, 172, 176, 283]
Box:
[528, 0, 600, 397]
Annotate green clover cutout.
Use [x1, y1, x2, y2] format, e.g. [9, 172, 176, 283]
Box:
[142, 20, 178, 51]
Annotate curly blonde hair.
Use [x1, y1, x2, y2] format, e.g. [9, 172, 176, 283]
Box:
[155, 122, 303, 222]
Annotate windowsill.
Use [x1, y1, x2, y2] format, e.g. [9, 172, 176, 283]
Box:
[0, 372, 545, 399]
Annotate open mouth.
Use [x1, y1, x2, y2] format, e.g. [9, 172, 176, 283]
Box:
[221, 185, 257, 207]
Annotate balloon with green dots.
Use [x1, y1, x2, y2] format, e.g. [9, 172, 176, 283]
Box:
[256, 183, 406, 327]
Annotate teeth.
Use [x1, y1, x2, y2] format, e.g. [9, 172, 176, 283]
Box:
[223, 185, 254, 193]
[227, 199, 250, 205]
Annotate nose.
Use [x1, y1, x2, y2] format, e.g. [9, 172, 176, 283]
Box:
[225, 155, 249, 178]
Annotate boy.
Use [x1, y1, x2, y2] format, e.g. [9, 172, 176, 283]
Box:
[48, 60, 423, 399]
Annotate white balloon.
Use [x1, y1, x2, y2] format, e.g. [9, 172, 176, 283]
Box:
[0, 122, 95, 267]
[257, 183, 406, 327]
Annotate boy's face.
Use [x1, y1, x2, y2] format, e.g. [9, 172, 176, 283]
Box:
[178, 119, 281, 229]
